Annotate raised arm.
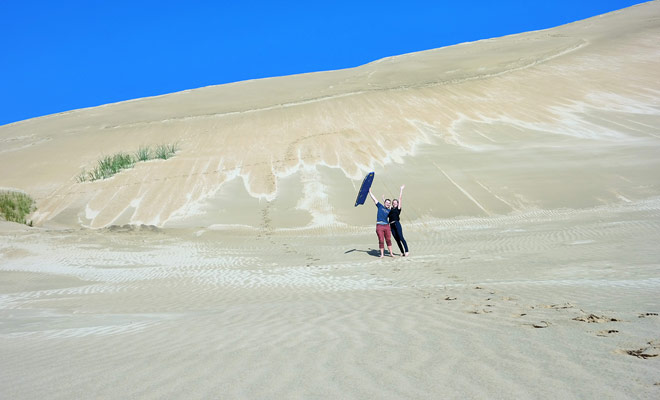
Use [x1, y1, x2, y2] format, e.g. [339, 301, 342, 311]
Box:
[368, 189, 379, 205]
[397, 185, 405, 209]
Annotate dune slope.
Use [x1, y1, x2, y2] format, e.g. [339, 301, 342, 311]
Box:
[1, 2, 659, 229]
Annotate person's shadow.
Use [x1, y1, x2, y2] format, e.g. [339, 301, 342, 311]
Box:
[344, 248, 382, 257]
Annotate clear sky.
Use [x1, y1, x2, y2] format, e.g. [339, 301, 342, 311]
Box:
[0, 0, 646, 126]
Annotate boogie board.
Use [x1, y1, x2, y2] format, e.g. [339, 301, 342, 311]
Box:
[354, 172, 375, 207]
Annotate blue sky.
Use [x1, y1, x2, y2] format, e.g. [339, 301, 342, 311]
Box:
[0, 0, 646, 126]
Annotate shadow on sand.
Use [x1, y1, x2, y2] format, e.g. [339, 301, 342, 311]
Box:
[344, 248, 382, 257]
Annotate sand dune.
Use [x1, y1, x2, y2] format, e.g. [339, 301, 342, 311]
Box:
[1, 2, 660, 399]
[2, 2, 660, 229]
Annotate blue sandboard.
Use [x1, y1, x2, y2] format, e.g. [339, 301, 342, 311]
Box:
[354, 172, 375, 207]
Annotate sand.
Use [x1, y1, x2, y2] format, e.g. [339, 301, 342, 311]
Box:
[1, 2, 660, 399]
[1, 203, 659, 398]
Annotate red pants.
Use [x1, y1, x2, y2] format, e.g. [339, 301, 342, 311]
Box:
[376, 224, 392, 249]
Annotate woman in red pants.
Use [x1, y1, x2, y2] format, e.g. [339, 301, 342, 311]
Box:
[368, 188, 395, 258]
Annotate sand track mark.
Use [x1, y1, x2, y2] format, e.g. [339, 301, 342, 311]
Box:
[620, 340, 660, 359]
[572, 314, 621, 323]
[433, 163, 490, 215]
[93, 40, 588, 132]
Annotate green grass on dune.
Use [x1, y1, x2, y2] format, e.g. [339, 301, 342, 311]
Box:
[155, 143, 179, 160]
[135, 146, 152, 162]
[0, 191, 36, 225]
[78, 143, 179, 182]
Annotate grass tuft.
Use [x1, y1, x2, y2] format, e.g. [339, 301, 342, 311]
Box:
[135, 146, 151, 162]
[76, 170, 88, 183]
[91, 152, 135, 181]
[0, 191, 37, 225]
[154, 143, 178, 160]
[78, 143, 179, 182]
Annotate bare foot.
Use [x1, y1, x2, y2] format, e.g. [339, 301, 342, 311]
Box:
[405, 252, 409, 257]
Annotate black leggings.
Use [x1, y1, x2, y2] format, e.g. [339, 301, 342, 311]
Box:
[390, 221, 409, 254]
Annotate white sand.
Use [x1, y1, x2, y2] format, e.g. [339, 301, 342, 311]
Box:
[1, 202, 659, 398]
[1, 2, 660, 399]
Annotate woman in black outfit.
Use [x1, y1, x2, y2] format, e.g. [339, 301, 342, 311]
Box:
[388, 185, 409, 256]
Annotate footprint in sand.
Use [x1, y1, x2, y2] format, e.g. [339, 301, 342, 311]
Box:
[620, 340, 660, 359]
[638, 312, 658, 318]
[596, 330, 619, 337]
[573, 314, 620, 323]
[468, 309, 493, 315]
[541, 303, 575, 310]
[520, 320, 550, 328]
[473, 286, 496, 295]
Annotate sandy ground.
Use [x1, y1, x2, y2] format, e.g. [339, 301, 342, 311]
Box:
[1, 2, 660, 398]
[1, 198, 659, 398]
